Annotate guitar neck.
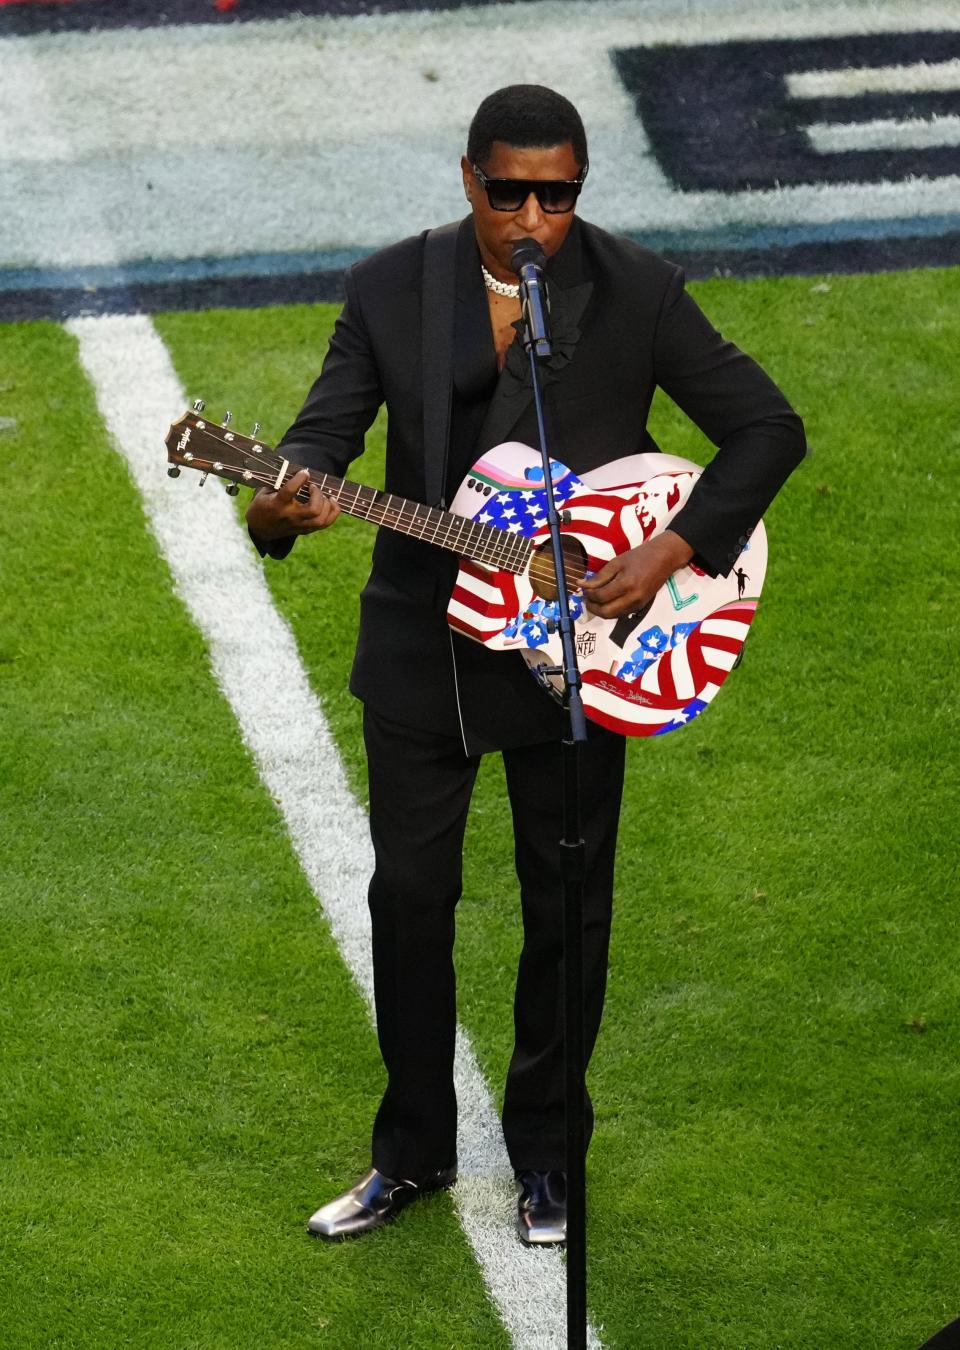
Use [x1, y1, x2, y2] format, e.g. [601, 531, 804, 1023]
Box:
[164, 412, 531, 576]
[294, 463, 531, 576]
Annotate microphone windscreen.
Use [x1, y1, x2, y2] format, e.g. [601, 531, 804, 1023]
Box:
[510, 237, 547, 274]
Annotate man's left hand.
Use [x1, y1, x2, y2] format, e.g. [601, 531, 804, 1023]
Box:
[580, 529, 695, 619]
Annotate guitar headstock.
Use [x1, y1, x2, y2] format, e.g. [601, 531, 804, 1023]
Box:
[164, 401, 278, 495]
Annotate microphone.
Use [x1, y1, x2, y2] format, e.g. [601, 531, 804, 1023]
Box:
[510, 237, 552, 359]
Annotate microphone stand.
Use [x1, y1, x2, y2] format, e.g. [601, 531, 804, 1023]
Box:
[516, 259, 589, 1350]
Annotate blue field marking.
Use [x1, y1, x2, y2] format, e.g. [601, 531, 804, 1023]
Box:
[614, 31, 960, 193]
[628, 213, 960, 256]
[0, 0, 507, 35]
[6, 215, 960, 300]
[0, 249, 372, 295]
[3, 3, 959, 321]
[3, 224, 959, 322]
[0, 274, 346, 323]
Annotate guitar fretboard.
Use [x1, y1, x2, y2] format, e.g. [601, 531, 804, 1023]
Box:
[307, 471, 533, 574]
[165, 414, 536, 575]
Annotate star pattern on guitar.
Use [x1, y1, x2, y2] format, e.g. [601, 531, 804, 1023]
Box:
[471, 469, 580, 538]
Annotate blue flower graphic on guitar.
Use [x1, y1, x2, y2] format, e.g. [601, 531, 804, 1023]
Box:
[503, 593, 586, 648]
[616, 621, 699, 682]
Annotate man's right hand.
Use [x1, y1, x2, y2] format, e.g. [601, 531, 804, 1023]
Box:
[245, 468, 341, 541]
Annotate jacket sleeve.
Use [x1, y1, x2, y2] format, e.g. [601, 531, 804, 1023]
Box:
[251, 264, 385, 560]
[653, 266, 806, 576]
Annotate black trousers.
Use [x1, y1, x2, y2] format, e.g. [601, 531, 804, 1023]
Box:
[363, 706, 626, 1179]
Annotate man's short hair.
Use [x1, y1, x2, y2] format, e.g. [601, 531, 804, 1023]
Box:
[467, 85, 588, 170]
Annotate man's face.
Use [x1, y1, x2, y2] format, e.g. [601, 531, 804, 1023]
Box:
[460, 140, 583, 277]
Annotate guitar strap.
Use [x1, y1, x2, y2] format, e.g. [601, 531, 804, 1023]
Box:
[421, 219, 462, 509]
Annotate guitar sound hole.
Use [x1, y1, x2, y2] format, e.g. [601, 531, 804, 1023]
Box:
[529, 535, 588, 602]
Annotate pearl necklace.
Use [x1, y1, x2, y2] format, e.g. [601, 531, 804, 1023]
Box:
[481, 264, 519, 299]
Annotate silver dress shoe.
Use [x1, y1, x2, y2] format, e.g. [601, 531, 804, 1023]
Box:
[307, 1165, 457, 1240]
[516, 1169, 567, 1246]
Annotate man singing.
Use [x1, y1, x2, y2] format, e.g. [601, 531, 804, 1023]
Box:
[246, 84, 805, 1244]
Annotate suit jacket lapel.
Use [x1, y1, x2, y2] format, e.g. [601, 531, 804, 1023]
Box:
[420, 217, 468, 507]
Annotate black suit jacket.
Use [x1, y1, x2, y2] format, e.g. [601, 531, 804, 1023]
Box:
[261, 215, 805, 751]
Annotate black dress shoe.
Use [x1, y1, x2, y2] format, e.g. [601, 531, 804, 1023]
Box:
[516, 1169, 566, 1246]
[307, 1164, 457, 1240]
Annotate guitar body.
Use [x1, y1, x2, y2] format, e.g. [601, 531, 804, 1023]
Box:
[447, 444, 767, 737]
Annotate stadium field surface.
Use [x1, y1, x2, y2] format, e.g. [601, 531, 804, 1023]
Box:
[3, 0, 959, 1344]
[2, 266, 959, 1348]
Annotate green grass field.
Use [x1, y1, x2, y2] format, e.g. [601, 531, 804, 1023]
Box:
[2, 267, 959, 1348]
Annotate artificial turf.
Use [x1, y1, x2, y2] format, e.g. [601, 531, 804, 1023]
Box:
[2, 267, 958, 1347]
[0, 321, 508, 1349]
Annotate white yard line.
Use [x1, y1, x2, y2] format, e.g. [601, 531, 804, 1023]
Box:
[66, 311, 602, 1350]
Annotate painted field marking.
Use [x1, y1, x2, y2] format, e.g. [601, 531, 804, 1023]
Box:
[4, 0, 960, 273]
[787, 56, 960, 99]
[808, 114, 960, 153]
[66, 311, 602, 1350]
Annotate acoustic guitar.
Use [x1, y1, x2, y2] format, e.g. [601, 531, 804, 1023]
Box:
[165, 408, 765, 737]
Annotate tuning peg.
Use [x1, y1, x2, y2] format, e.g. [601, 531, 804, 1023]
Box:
[167, 465, 181, 478]
[225, 483, 239, 497]
[198, 472, 208, 487]
[221, 411, 232, 427]
[251, 421, 261, 438]
[193, 398, 206, 413]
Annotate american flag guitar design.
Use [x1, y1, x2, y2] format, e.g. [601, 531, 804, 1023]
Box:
[164, 413, 766, 738]
[447, 443, 766, 737]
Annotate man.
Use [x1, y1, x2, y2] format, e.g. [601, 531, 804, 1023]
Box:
[247, 85, 805, 1244]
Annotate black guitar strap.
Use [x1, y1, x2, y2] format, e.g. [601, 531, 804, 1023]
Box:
[421, 219, 462, 509]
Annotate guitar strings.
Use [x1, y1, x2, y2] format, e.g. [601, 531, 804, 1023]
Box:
[235, 446, 529, 569]
[203, 432, 539, 575]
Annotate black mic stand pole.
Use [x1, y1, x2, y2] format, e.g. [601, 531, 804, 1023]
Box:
[517, 263, 589, 1350]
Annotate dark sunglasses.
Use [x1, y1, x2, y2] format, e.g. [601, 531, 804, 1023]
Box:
[470, 161, 588, 214]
